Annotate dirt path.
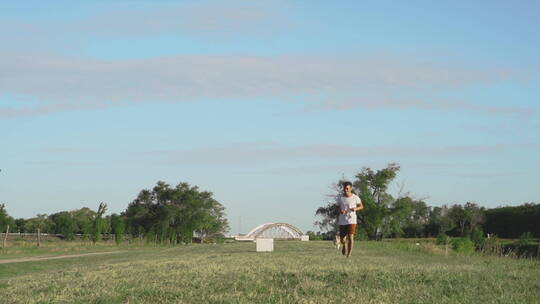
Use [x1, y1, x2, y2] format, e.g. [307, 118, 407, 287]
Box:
[0, 251, 127, 264]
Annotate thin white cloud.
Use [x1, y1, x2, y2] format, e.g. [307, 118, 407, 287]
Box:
[151, 142, 540, 165]
[0, 2, 536, 119]
[41, 148, 82, 153]
[23, 160, 100, 166]
[0, 102, 114, 119]
[459, 170, 531, 178]
[2, 52, 531, 118]
[315, 96, 537, 118]
[0, 1, 289, 47]
[78, 1, 287, 38]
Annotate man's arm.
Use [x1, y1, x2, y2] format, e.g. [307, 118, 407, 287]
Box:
[349, 199, 364, 212]
[338, 197, 348, 214]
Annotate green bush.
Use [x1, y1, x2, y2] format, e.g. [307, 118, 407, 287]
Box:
[203, 236, 226, 244]
[480, 234, 502, 255]
[452, 237, 475, 255]
[436, 233, 450, 245]
[145, 229, 156, 244]
[517, 232, 533, 246]
[308, 233, 323, 241]
[469, 228, 485, 248]
[355, 229, 369, 241]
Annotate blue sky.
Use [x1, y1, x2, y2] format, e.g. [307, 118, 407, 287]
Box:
[1, 0, 539, 234]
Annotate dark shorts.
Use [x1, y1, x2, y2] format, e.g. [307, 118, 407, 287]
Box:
[339, 224, 357, 237]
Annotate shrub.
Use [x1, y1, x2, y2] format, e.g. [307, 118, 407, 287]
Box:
[201, 237, 224, 244]
[355, 229, 369, 241]
[452, 237, 475, 255]
[480, 234, 502, 256]
[436, 233, 450, 245]
[470, 228, 486, 249]
[517, 232, 533, 246]
[306, 231, 323, 241]
[145, 229, 156, 244]
[503, 243, 540, 258]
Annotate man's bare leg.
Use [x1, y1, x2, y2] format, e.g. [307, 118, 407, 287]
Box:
[346, 234, 354, 257]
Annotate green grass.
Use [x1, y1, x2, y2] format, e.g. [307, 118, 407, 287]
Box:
[1, 241, 539, 303]
[0, 238, 129, 260]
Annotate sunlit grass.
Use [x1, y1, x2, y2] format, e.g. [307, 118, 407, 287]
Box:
[0, 237, 137, 260]
[1, 241, 539, 303]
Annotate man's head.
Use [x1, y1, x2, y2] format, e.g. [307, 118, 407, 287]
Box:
[342, 181, 353, 197]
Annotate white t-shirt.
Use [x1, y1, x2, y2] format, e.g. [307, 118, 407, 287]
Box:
[337, 194, 362, 225]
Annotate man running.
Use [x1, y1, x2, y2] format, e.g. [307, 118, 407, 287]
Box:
[338, 181, 363, 257]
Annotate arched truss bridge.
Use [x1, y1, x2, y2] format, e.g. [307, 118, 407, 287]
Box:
[235, 223, 305, 240]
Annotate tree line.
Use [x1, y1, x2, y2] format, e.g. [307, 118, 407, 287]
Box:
[314, 163, 539, 240]
[0, 181, 229, 244]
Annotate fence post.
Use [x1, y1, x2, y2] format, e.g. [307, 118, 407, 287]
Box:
[2, 225, 9, 249]
[37, 228, 41, 247]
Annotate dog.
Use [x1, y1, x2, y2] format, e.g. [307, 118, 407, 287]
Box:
[333, 234, 342, 251]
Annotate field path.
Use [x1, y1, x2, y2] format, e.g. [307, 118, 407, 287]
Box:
[0, 251, 127, 264]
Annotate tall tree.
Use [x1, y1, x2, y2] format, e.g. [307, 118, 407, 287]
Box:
[123, 181, 229, 244]
[110, 214, 126, 245]
[71, 207, 96, 238]
[314, 180, 348, 235]
[424, 205, 455, 236]
[25, 214, 53, 234]
[195, 195, 229, 242]
[50, 212, 76, 240]
[92, 203, 107, 244]
[0, 204, 15, 233]
[14, 218, 27, 234]
[314, 201, 340, 235]
[484, 203, 539, 238]
[315, 164, 402, 240]
[403, 200, 430, 237]
[448, 202, 484, 236]
[463, 202, 485, 234]
[385, 196, 414, 237]
[354, 163, 400, 239]
[448, 204, 467, 236]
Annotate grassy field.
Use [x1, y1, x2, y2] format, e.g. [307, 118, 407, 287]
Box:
[0, 237, 129, 260]
[1, 241, 539, 304]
